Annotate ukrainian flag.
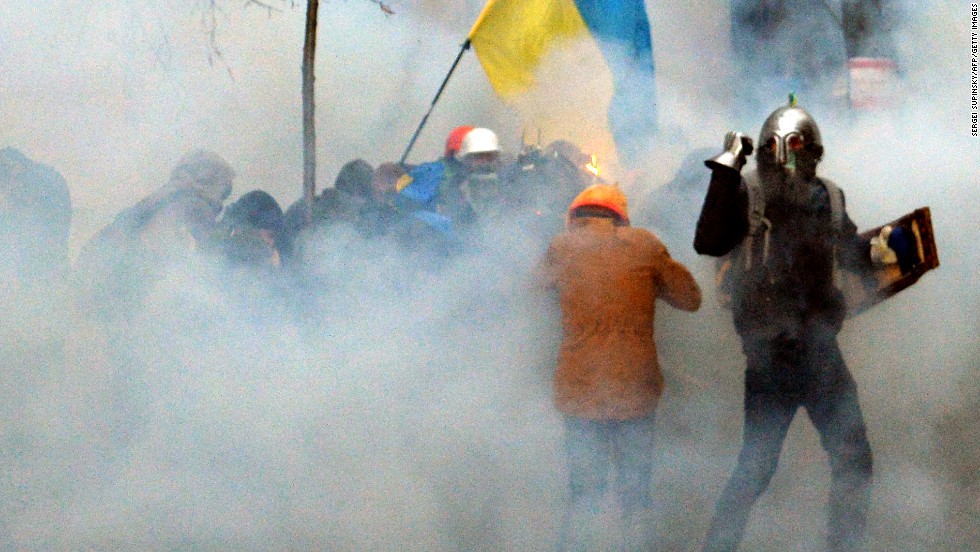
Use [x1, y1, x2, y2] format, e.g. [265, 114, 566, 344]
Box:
[468, 0, 658, 165]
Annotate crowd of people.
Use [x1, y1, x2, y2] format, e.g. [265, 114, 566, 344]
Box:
[0, 0, 947, 547]
[1, 98, 927, 550]
[2, 126, 603, 443]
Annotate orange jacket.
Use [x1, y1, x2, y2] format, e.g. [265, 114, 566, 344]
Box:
[539, 216, 701, 420]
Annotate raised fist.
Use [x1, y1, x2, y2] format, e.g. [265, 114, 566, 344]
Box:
[705, 131, 754, 172]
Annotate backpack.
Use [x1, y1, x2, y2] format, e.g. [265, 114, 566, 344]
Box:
[715, 171, 844, 308]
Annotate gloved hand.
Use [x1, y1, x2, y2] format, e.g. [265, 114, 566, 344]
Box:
[869, 225, 897, 265]
[705, 131, 753, 173]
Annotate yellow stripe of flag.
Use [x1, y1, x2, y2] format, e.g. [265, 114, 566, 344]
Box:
[468, 0, 589, 98]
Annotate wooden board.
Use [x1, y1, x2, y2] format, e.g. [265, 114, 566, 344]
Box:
[842, 206, 940, 318]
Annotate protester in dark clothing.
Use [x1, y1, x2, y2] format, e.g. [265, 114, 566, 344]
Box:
[282, 162, 363, 254]
[539, 184, 701, 551]
[220, 190, 286, 268]
[332, 157, 400, 238]
[78, 150, 234, 320]
[281, 158, 399, 260]
[0, 146, 72, 286]
[333, 158, 374, 200]
[0, 148, 73, 524]
[75, 149, 235, 448]
[213, 189, 296, 327]
[694, 101, 912, 551]
[356, 160, 405, 239]
[502, 140, 594, 245]
[77, 149, 234, 324]
[282, 190, 337, 262]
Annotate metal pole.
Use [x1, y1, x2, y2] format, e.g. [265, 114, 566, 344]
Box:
[399, 39, 471, 166]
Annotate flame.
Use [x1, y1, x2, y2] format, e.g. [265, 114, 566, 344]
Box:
[585, 154, 600, 177]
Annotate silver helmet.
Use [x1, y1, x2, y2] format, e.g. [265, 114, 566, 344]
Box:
[757, 99, 823, 174]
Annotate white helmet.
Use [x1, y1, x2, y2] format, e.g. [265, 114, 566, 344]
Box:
[459, 128, 500, 158]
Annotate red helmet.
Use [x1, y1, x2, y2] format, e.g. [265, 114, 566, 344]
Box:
[445, 126, 475, 158]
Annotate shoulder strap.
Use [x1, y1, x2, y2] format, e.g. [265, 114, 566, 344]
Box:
[741, 171, 772, 270]
[743, 171, 765, 235]
[817, 177, 846, 289]
[818, 177, 844, 233]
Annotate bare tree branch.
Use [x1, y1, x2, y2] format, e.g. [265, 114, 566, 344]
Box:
[243, 0, 284, 15]
[194, 0, 394, 211]
[367, 0, 395, 15]
[241, 0, 395, 16]
[199, 0, 236, 79]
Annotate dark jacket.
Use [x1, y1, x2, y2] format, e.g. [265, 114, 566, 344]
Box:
[694, 167, 872, 337]
[76, 190, 221, 325]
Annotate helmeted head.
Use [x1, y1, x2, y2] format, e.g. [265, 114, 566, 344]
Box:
[458, 127, 500, 168]
[445, 125, 475, 159]
[568, 184, 629, 226]
[757, 100, 824, 180]
[456, 128, 503, 220]
[169, 149, 236, 209]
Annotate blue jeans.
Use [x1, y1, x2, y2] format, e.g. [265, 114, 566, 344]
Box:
[558, 413, 658, 551]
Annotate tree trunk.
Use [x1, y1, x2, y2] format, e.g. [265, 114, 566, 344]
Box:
[302, 0, 320, 222]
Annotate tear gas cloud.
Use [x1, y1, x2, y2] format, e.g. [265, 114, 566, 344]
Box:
[0, 0, 976, 550]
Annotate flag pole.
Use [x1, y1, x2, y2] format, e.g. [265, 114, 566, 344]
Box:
[398, 0, 499, 165]
[398, 38, 472, 165]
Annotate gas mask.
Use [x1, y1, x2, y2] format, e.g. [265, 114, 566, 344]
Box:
[460, 168, 503, 221]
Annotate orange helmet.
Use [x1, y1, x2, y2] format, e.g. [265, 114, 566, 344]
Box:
[445, 125, 475, 158]
[568, 184, 629, 223]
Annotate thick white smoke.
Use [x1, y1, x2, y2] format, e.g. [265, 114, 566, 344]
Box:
[0, 0, 976, 550]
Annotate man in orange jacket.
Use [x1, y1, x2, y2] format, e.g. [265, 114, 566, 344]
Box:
[538, 184, 702, 551]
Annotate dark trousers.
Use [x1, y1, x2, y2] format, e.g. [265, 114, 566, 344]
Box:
[559, 413, 658, 552]
[704, 329, 874, 552]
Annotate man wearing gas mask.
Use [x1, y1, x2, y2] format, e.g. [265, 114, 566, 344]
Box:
[693, 99, 914, 551]
[395, 127, 505, 246]
[447, 127, 505, 229]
